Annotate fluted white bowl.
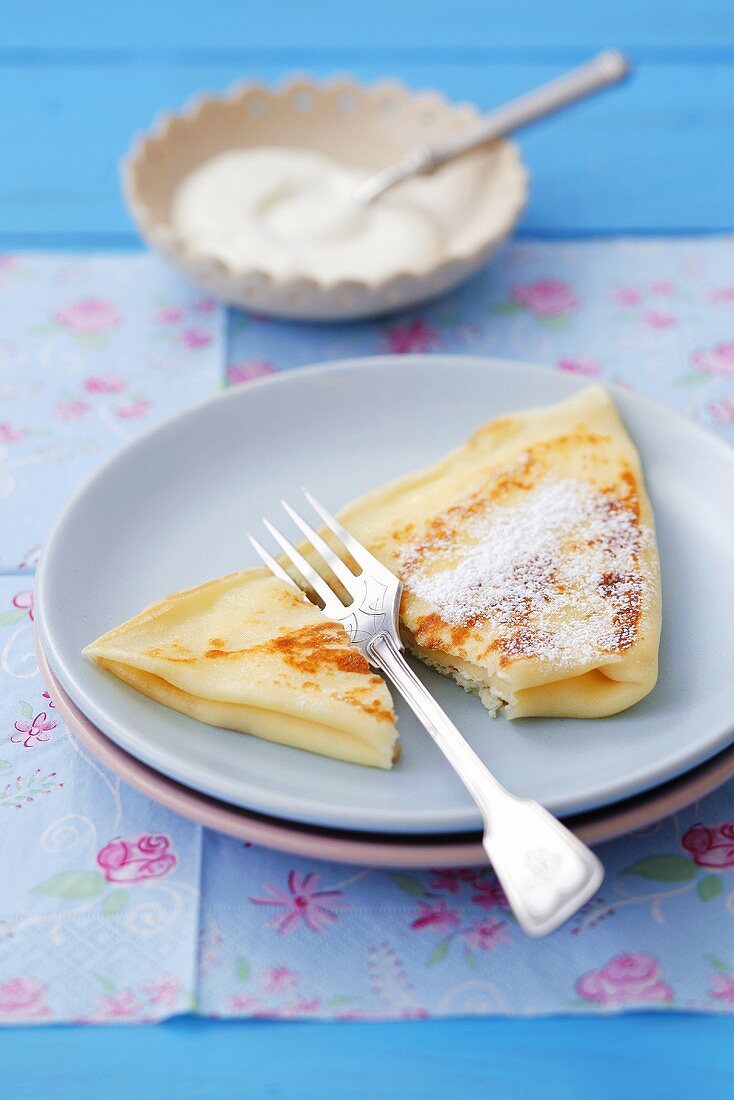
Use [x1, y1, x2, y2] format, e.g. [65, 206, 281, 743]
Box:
[123, 77, 528, 321]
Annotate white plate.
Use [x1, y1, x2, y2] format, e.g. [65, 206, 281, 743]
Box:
[36, 356, 734, 834]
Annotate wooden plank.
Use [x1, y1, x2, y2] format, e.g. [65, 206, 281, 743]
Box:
[3, 1014, 734, 1100]
[3, 0, 734, 52]
[1, 60, 732, 238]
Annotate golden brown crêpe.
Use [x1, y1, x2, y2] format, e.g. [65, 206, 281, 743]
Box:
[86, 385, 660, 764]
[83, 569, 398, 768]
[339, 386, 661, 718]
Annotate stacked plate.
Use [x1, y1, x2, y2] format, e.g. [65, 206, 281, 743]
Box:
[35, 357, 734, 867]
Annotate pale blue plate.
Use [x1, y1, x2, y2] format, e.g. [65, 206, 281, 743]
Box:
[36, 356, 734, 833]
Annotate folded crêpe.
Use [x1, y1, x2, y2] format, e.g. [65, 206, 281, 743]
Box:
[85, 384, 660, 768]
[83, 569, 398, 768]
[339, 385, 661, 719]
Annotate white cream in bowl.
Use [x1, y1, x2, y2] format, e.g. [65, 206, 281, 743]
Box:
[172, 146, 491, 284]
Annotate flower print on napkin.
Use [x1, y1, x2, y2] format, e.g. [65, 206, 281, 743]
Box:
[381, 318, 444, 353]
[576, 953, 673, 1007]
[496, 279, 578, 328]
[11, 703, 56, 748]
[0, 253, 223, 568]
[0, 977, 49, 1021]
[96, 834, 178, 885]
[250, 871, 345, 935]
[54, 298, 120, 339]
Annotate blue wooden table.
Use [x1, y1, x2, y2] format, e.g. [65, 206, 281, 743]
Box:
[2, 3, 734, 1096]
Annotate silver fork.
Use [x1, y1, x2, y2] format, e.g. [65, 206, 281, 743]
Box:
[249, 489, 604, 937]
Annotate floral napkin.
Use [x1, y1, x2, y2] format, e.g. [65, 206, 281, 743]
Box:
[1, 243, 734, 1024]
[0, 254, 223, 570]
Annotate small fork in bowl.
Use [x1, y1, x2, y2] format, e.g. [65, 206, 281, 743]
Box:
[249, 489, 604, 937]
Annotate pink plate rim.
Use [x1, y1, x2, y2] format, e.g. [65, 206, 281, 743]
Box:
[38, 635, 734, 868]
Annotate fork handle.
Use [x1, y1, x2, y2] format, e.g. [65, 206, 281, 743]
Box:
[368, 633, 604, 937]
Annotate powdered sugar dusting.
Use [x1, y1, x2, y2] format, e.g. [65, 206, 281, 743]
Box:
[402, 476, 652, 667]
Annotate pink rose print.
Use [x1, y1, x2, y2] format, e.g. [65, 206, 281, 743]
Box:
[141, 974, 182, 1007]
[709, 973, 734, 1004]
[277, 997, 320, 1017]
[261, 966, 299, 994]
[95, 989, 141, 1019]
[229, 993, 260, 1012]
[650, 280, 674, 295]
[12, 590, 34, 620]
[461, 919, 510, 953]
[709, 397, 734, 425]
[383, 319, 443, 354]
[429, 868, 481, 893]
[227, 359, 277, 385]
[12, 710, 56, 749]
[681, 823, 734, 869]
[410, 900, 461, 933]
[155, 306, 184, 324]
[56, 399, 90, 422]
[613, 286, 642, 306]
[558, 356, 602, 378]
[194, 297, 216, 314]
[0, 423, 25, 444]
[692, 342, 734, 378]
[0, 977, 49, 1019]
[181, 327, 211, 349]
[708, 287, 734, 305]
[250, 871, 344, 935]
[83, 374, 125, 394]
[96, 833, 177, 884]
[54, 298, 119, 335]
[115, 399, 150, 420]
[576, 953, 673, 1006]
[472, 879, 510, 911]
[510, 279, 577, 317]
[643, 310, 676, 330]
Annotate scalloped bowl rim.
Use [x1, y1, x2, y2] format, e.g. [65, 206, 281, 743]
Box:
[122, 75, 529, 297]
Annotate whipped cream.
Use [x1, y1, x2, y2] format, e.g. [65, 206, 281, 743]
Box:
[172, 146, 456, 283]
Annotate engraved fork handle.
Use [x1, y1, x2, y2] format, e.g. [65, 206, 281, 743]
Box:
[368, 633, 604, 937]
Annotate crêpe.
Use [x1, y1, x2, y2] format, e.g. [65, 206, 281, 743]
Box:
[86, 385, 661, 768]
[83, 569, 398, 768]
[339, 385, 661, 718]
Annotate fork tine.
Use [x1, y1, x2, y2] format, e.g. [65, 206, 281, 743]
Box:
[281, 500, 356, 590]
[301, 488, 380, 574]
[248, 533, 301, 593]
[262, 518, 343, 610]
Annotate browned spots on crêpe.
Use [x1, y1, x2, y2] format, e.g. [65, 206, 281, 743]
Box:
[412, 613, 446, 650]
[491, 628, 545, 667]
[265, 624, 371, 675]
[619, 466, 641, 519]
[146, 622, 371, 675]
[404, 429, 622, 574]
[203, 622, 371, 676]
[391, 522, 414, 542]
[399, 449, 547, 572]
[535, 429, 611, 455]
[598, 571, 643, 652]
[412, 612, 476, 653]
[341, 685, 394, 723]
[144, 646, 195, 663]
[209, 638, 225, 648]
